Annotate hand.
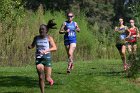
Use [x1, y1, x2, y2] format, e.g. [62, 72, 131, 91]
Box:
[125, 36, 130, 41]
[132, 35, 136, 37]
[59, 30, 65, 34]
[28, 46, 32, 49]
[76, 28, 80, 32]
[115, 27, 118, 31]
[40, 50, 49, 54]
[44, 50, 49, 54]
[125, 37, 128, 41]
[66, 29, 70, 32]
[39, 50, 45, 54]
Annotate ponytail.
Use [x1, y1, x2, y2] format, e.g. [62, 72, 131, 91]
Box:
[47, 19, 57, 30]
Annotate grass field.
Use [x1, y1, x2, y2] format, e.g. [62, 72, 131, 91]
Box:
[0, 59, 140, 93]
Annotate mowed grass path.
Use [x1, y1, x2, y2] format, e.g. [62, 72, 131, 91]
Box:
[0, 60, 140, 93]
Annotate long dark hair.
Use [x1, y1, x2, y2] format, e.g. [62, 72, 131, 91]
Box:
[47, 19, 57, 31]
[39, 19, 57, 32]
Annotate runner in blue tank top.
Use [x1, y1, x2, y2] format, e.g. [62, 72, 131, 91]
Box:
[64, 21, 77, 44]
[115, 18, 131, 71]
[59, 12, 80, 73]
[28, 20, 57, 93]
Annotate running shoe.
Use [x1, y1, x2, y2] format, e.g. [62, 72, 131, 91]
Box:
[49, 79, 54, 86]
[124, 63, 128, 71]
[67, 68, 71, 73]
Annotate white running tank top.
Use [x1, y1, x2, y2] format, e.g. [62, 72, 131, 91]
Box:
[35, 36, 50, 58]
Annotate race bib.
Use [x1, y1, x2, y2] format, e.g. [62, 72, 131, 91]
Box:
[120, 34, 126, 40]
[68, 31, 75, 37]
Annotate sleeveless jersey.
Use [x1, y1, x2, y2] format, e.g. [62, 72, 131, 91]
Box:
[35, 36, 50, 58]
[128, 28, 137, 43]
[64, 21, 77, 41]
[116, 26, 128, 44]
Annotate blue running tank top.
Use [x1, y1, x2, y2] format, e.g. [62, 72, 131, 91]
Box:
[35, 36, 50, 58]
[64, 21, 77, 41]
[118, 26, 127, 40]
[116, 26, 128, 44]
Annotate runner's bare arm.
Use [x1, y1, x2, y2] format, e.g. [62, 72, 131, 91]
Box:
[46, 36, 57, 53]
[75, 22, 80, 32]
[59, 22, 67, 34]
[136, 27, 140, 38]
[28, 36, 36, 49]
[126, 28, 131, 39]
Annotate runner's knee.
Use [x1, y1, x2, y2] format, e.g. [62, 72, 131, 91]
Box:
[121, 51, 125, 55]
[38, 71, 45, 80]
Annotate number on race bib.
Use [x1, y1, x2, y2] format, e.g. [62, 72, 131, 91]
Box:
[68, 32, 75, 36]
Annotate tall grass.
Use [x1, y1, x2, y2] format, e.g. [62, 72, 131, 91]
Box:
[0, 5, 121, 66]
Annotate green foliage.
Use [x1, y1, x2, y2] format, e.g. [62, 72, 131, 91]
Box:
[0, 0, 24, 25]
[121, 0, 140, 78]
[0, 0, 26, 66]
[79, 0, 115, 28]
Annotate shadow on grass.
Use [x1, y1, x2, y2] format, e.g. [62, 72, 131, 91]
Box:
[91, 68, 96, 69]
[99, 71, 125, 76]
[87, 70, 125, 77]
[88, 66, 125, 77]
[0, 76, 38, 88]
[53, 71, 67, 75]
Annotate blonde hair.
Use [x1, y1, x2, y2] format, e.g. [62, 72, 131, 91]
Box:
[119, 18, 123, 22]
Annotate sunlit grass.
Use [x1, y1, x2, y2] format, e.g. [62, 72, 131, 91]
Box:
[0, 60, 140, 93]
